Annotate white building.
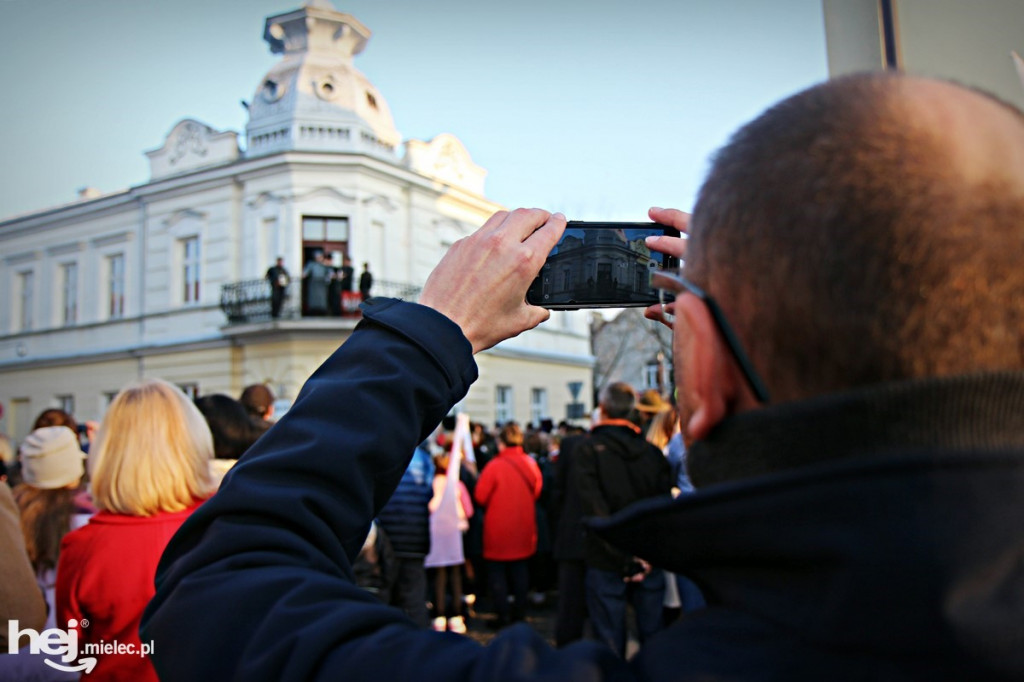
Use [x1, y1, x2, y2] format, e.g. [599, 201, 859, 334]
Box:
[0, 1, 592, 440]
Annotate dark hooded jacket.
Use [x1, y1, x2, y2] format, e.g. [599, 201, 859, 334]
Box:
[574, 424, 672, 573]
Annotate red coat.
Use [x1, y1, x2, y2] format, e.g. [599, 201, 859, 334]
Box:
[474, 446, 543, 561]
[56, 500, 203, 682]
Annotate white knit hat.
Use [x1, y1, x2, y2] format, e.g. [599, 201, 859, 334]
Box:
[19, 426, 86, 489]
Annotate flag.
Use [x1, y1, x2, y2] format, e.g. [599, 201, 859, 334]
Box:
[423, 414, 472, 567]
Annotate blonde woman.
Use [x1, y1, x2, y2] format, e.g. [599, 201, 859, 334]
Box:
[56, 379, 214, 682]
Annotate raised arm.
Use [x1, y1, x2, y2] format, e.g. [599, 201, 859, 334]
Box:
[142, 209, 625, 682]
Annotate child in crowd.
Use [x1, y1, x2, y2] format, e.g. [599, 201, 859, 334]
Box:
[425, 451, 473, 633]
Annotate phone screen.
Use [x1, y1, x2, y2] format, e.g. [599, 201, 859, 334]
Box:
[526, 222, 681, 309]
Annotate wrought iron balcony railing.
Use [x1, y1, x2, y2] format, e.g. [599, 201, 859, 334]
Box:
[219, 278, 422, 324]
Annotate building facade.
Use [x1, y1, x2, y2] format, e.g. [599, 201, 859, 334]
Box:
[0, 1, 592, 440]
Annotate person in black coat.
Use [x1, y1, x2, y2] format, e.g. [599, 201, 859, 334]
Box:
[574, 382, 672, 657]
[265, 257, 290, 318]
[359, 262, 373, 301]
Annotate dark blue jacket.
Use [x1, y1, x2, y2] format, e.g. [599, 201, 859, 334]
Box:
[142, 299, 626, 680]
[142, 297, 1024, 681]
[377, 445, 433, 558]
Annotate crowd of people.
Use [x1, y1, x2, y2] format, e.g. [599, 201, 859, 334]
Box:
[0, 381, 279, 680]
[2, 71, 1023, 680]
[358, 394, 700, 646]
[1, 376, 689, 680]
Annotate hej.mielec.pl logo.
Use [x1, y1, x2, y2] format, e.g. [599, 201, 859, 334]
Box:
[8, 618, 154, 673]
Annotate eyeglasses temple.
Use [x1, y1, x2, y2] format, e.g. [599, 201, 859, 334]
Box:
[655, 271, 772, 405]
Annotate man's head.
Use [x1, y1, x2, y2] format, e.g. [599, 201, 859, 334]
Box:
[240, 384, 275, 421]
[598, 382, 637, 421]
[675, 73, 1024, 440]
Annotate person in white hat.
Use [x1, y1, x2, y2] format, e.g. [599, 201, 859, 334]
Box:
[13, 425, 92, 629]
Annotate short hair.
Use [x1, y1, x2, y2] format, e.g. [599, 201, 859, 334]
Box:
[688, 73, 1024, 401]
[599, 382, 637, 420]
[32, 409, 77, 434]
[89, 379, 214, 516]
[499, 422, 523, 447]
[239, 384, 274, 419]
[194, 394, 263, 459]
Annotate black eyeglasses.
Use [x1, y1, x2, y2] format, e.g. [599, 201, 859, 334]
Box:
[650, 269, 771, 404]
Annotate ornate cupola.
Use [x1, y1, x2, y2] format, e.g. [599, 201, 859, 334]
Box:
[245, 0, 401, 160]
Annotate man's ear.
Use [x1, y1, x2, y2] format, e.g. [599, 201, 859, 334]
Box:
[676, 294, 736, 442]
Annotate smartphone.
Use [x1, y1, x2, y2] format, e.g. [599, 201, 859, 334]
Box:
[526, 221, 681, 309]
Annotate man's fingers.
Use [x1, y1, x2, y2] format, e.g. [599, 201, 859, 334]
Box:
[646, 235, 687, 259]
[485, 207, 552, 243]
[646, 207, 690, 260]
[643, 302, 674, 330]
[523, 211, 566, 264]
[648, 207, 691, 233]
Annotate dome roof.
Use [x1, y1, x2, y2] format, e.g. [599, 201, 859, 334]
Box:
[245, 2, 400, 160]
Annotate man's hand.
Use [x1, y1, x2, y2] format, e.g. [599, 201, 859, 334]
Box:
[644, 207, 690, 329]
[420, 208, 567, 354]
[623, 558, 653, 583]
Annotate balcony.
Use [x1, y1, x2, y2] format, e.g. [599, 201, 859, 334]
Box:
[219, 278, 422, 324]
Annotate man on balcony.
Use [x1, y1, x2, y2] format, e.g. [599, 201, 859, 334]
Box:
[265, 257, 290, 319]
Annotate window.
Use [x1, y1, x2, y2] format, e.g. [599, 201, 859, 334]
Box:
[56, 394, 74, 416]
[108, 254, 125, 319]
[177, 383, 199, 400]
[62, 262, 78, 325]
[182, 237, 200, 304]
[530, 388, 548, 426]
[19, 271, 34, 331]
[302, 216, 349, 243]
[643, 361, 661, 391]
[495, 385, 514, 426]
[301, 216, 350, 273]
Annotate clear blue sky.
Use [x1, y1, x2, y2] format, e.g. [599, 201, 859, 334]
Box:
[0, 0, 828, 222]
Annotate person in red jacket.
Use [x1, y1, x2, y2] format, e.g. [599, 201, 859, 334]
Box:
[57, 379, 215, 681]
[474, 422, 542, 628]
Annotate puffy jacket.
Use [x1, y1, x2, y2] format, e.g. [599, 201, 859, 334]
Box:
[377, 445, 433, 558]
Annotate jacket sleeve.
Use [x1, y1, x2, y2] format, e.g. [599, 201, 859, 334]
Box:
[474, 465, 494, 508]
[574, 440, 611, 519]
[141, 298, 627, 682]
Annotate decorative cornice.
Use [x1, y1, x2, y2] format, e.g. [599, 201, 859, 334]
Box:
[162, 208, 207, 230]
[91, 231, 135, 248]
[46, 242, 86, 257]
[361, 194, 399, 212]
[247, 186, 358, 208]
[4, 250, 40, 266]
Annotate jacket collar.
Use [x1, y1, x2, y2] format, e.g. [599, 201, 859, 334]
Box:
[593, 372, 1024, 657]
[688, 371, 1024, 487]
